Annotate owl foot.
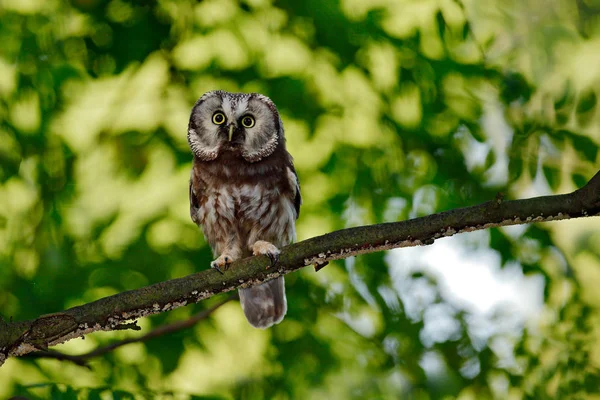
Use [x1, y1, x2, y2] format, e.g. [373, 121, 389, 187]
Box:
[210, 254, 234, 274]
[252, 240, 280, 269]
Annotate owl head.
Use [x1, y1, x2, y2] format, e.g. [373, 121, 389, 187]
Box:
[187, 90, 285, 163]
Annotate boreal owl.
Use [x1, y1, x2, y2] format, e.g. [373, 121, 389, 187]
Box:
[187, 90, 301, 329]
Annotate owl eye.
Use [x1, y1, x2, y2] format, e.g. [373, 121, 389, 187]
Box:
[212, 112, 226, 125]
[241, 115, 255, 128]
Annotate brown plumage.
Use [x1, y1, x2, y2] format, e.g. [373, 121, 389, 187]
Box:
[187, 91, 301, 328]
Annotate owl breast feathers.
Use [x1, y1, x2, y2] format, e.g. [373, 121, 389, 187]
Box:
[187, 90, 301, 329]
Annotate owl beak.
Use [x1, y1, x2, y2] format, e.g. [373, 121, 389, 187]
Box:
[228, 124, 234, 142]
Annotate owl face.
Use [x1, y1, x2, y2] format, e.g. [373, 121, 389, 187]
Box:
[188, 90, 282, 163]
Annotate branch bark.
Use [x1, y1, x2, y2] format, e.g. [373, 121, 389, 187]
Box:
[24, 293, 237, 367]
[1, 171, 599, 367]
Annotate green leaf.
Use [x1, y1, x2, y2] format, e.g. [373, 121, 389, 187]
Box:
[543, 166, 561, 190]
[500, 72, 532, 103]
[573, 173, 590, 188]
[461, 22, 471, 40]
[509, 157, 523, 182]
[571, 134, 599, 163]
[436, 10, 447, 41]
[112, 390, 136, 400]
[554, 81, 574, 110]
[576, 90, 597, 114]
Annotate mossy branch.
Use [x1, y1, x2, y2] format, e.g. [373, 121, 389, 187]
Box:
[1, 170, 599, 367]
[24, 294, 238, 368]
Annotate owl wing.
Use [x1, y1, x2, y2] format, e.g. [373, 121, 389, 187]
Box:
[287, 165, 302, 219]
[189, 168, 204, 226]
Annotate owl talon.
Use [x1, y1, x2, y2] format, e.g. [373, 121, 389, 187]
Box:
[212, 264, 225, 275]
[211, 254, 233, 274]
[267, 252, 279, 268]
[252, 241, 280, 270]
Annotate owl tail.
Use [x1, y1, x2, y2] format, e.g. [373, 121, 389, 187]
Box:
[239, 277, 287, 329]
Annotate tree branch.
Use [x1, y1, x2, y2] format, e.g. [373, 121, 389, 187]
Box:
[24, 293, 237, 367]
[1, 171, 599, 367]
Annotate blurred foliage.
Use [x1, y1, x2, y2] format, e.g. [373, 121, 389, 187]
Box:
[1, 0, 600, 398]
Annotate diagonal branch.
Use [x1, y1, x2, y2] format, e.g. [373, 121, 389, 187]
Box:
[1, 170, 599, 367]
[25, 293, 237, 367]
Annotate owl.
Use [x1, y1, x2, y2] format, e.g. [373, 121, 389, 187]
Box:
[187, 90, 301, 329]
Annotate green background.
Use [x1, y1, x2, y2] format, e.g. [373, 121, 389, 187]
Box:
[1, 0, 599, 398]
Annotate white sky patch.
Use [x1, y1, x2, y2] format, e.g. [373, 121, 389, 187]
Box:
[518, 134, 554, 199]
[480, 96, 513, 187]
[457, 124, 491, 173]
[342, 197, 368, 228]
[420, 303, 462, 347]
[385, 230, 545, 369]
[346, 256, 378, 308]
[334, 310, 377, 338]
[419, 351, 447, 379]
[388, 230, 544, 317]
[500, 223, 528, 239]
[455, 95, 514, 188]
[383, 197, 408, 222]
[410, 185, 439, 218]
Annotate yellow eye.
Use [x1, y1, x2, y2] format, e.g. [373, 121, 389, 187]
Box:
[241, 115, 255, 128]
[212, 112, 226, 125]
